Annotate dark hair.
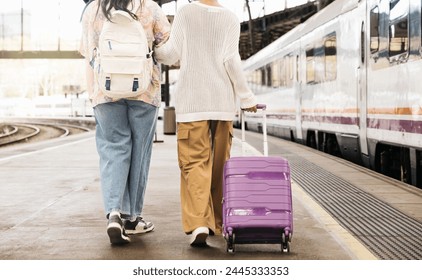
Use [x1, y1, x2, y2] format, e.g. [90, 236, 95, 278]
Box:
[101, 0, 139, 21]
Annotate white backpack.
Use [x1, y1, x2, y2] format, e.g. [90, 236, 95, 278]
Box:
[96, 3, 153, 99]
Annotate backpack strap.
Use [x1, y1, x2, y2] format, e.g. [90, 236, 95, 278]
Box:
[80, 0, 95, 22]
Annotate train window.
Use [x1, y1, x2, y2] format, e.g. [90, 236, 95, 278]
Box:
[314, 45, 325, 83]
[306, 48, 315, 84]
[285, 55, 293, 87]
[361, 22, 365, 64]
[279, 57, 287, 87]
[324, 34, 337, 81]
[254, 69, 261, 87]
[271, 60, 281, 88]
[370, 6, 380, 54]
[296, 55, 299, 82]
[389, 0, 409, 57]
[266, 64, 272, 87]
[260, 67, 266, 86]
[288, 55, 295, 85]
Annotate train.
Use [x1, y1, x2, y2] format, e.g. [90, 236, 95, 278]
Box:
[240, 0, 422, 188]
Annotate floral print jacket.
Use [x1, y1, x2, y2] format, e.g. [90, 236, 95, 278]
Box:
[79, 0, 171, 107]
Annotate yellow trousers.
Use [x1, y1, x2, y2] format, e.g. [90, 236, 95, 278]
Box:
[177, 120, 233, 235]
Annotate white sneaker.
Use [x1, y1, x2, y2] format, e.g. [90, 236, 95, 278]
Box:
[124, 217, 154, 235]
[107, 213, 130, 245]
[190, 227, 209, 246]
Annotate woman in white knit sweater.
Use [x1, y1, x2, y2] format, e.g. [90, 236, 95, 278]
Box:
[155, 0, 257, 246]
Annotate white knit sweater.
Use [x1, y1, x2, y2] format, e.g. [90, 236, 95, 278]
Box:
[155, 2, 257, 122]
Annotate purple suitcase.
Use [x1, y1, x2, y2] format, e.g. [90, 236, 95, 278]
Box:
[222, 105, 293, 253]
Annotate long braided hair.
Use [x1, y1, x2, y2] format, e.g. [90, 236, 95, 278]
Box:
[101, 0, 140, 21]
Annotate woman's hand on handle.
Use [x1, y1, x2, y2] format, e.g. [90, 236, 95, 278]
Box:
[243, 105, 257, 113]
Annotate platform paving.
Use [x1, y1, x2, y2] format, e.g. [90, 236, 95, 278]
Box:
[0, 120, 375, 260]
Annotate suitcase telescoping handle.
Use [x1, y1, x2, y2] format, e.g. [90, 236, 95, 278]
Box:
[241, 103, 268, 156]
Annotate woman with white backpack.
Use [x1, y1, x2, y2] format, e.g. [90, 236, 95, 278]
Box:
[80, 0, 171, 245]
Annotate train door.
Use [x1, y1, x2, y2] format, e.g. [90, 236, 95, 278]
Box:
[358, 1, 369, 163]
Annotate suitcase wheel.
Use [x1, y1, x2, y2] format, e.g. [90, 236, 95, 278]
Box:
[281, 232, 291, 253]
[226, 233, 235, 253]
[282, 242, 290, 253]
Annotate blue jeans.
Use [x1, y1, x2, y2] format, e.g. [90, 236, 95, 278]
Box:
[94, 99, 158, 220]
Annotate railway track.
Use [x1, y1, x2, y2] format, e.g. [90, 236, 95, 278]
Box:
[0, 120, 92, 148]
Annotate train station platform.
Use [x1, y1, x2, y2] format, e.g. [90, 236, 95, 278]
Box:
[0, 118, 421, 278]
